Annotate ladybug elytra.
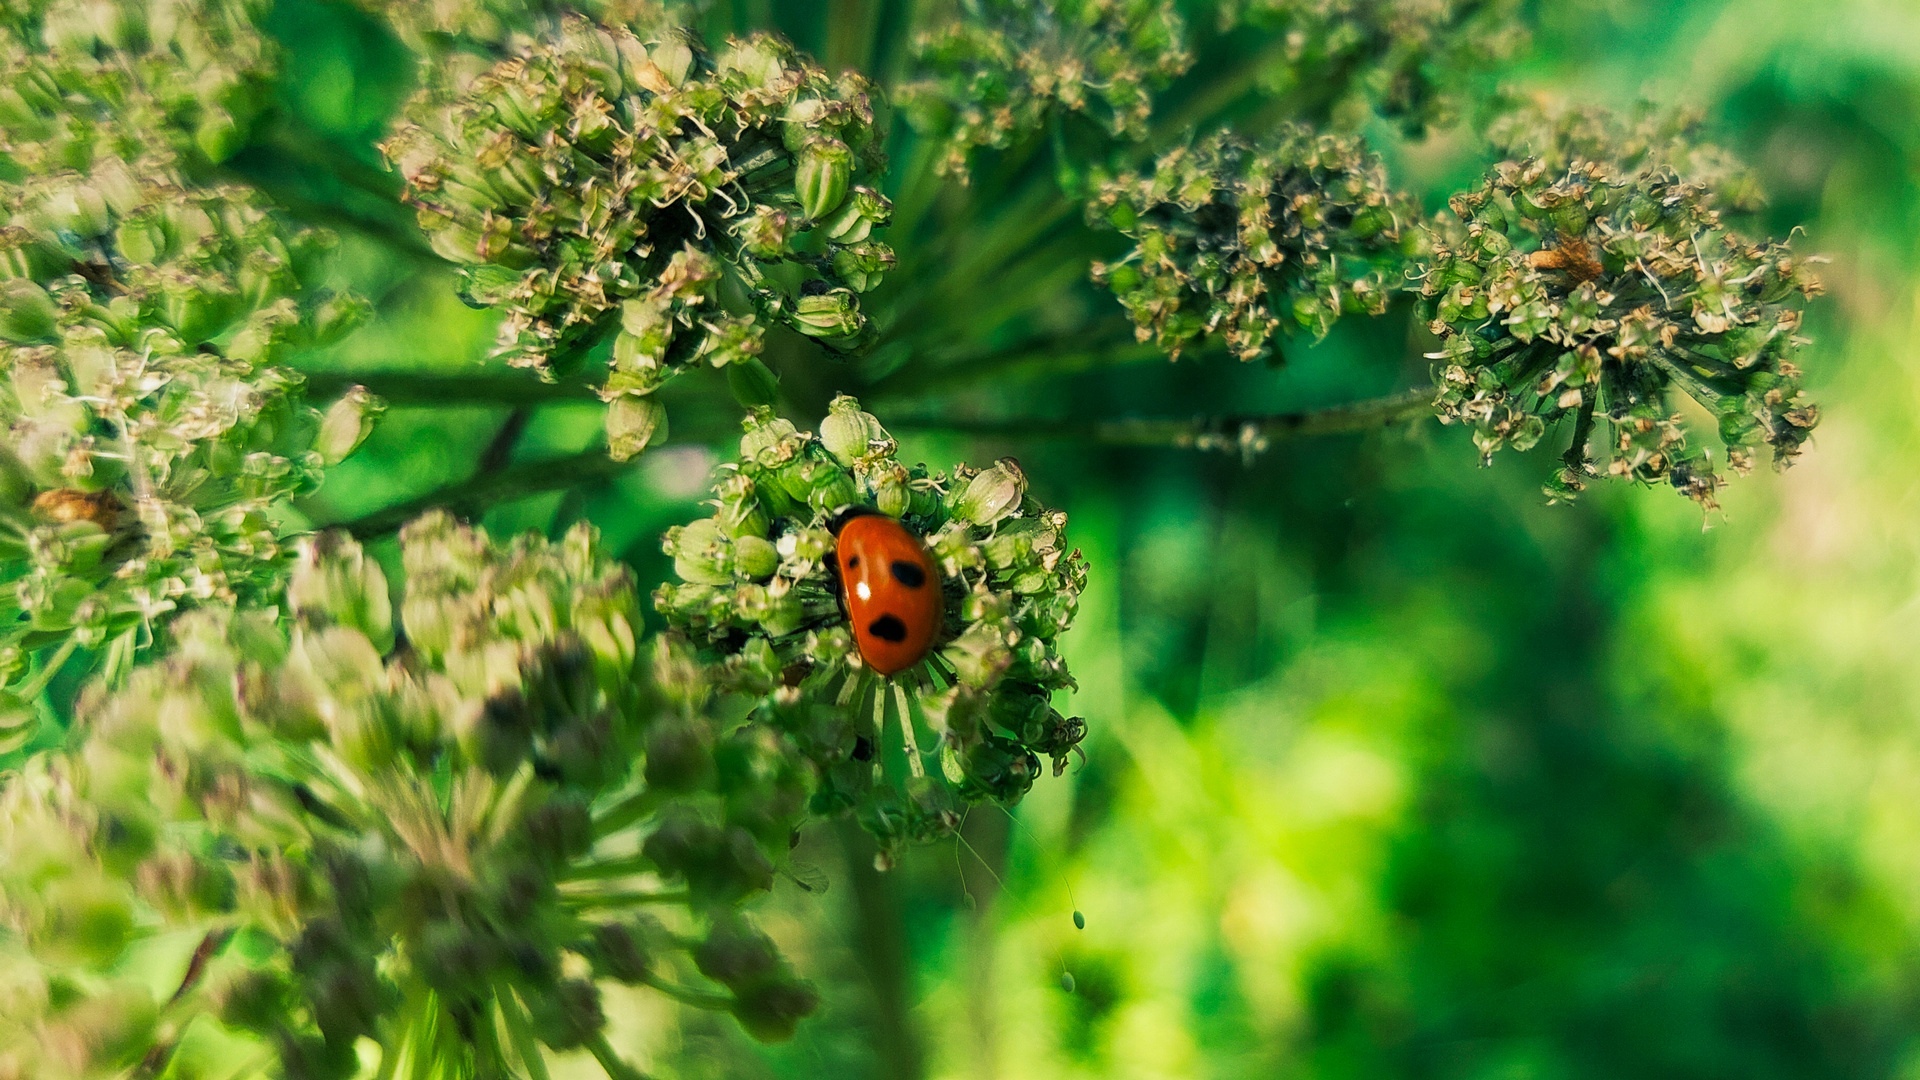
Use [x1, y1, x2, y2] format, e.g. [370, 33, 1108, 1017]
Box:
[832, 509, 942, 676]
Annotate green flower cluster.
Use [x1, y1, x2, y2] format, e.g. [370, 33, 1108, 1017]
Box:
[1087, 126, 1419, 361]
[657, 398, 1087, 861]
[385, 14, 895, 458]
[1217, 0, 1528, 131]
[1486, 98, 1768, 213]
[0, 514, 818, 1080]
[1420, 149, 1822, 506]
[0, 1, 378, 742]
[0, 0, 276, 171]
[897, 0, 1191, 181]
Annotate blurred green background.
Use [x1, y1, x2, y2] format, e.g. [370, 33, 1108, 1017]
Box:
[250, 0, 1920, 1076]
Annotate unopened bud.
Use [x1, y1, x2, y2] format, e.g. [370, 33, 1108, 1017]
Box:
[791, 288, 863, 339]
[0, 279, 57, 343]
[316, 387, 384, 467]
[795, 137, 853, 221]
[734, 535, 779, 580]
[669, 518, 734, 585]
[606, 394, 668, 462]
[819, 395, 885, 465]
[726, 356, 780, 408]
[952, 458, 1027, 525]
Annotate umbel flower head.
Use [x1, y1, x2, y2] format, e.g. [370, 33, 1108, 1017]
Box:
[1485, 98, 1769, 214]
[657, 398, 1087, 862]
[0, 165, 375, 743]
[1087, 126, 1420, 362]
[896, 0, 1191, 181]
[384, 13, 894, 459]
[1215, 0, 1528, 132]
[0, 514, 819, 1080]
[1420, 134, 1823, 506]
[0, 0, 277, 170]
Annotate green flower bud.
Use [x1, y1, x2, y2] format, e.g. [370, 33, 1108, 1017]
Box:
[316, 386, 384, 467]
[821, 186, 891, 244]
[528, 979, 604, 1051]
[734, 535, 779, 580]
[607, 394, 668, 462]
[952, 459, 1027, 525]
[0, 279, 58, 343]
[820, 395, 885, 465]
[726, 355, 781, 409]
[694, 916, 781, 990]
[289, 532, 394, 650]
[588, 920, 655, 985]
[731, 978, 820, 1042]
[830, 241, 895, 292]
[670, 518, 734, 586]
[791, 288, 863, 339]
[795, 137, 853, 221]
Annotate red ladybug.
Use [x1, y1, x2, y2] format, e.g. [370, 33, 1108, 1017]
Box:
[832, 510, 942, 676]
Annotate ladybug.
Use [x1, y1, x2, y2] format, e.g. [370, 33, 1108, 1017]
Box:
[831, 509, 942, 677]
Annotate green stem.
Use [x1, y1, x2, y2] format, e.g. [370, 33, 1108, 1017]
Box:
[499, 991, 554, 1080]
[297, 368, 599, 406]
[642, 974, 734, 1011]
[886, 389, 1436, 449]
[592, 788, 663, 839]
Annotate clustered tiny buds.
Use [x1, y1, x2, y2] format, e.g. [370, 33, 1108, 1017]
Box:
[1088, 126, 1420, 362]
[1420, 117, 1823, 506]
[384, 12, 894, 460]
[0, 4, 379, 737]
[0, 0, 277, 170]
[1216, 0, 1528, 131]
[657, 398, 1087, 862]
[898, 0, 1191, 181]
[1485, 98, 1769, 214]
[0, 515, 818, 1078]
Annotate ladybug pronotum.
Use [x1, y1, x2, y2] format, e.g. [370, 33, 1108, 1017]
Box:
[831, 509, 941, 676]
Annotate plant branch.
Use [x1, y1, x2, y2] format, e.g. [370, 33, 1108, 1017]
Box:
[298, 368, 599, 406]
[886, 389, 1436, 449]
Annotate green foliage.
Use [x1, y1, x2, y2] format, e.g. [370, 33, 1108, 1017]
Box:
[898, 0, 1191, 179]
[1421, 146, 1822, 505]
[1217, 0, 1529, 130]
[1088, 126, 1421, 361]
[0, 0, 1877, 1075]
[0, 515, 816, 1077]
[384, 12, 892, 456]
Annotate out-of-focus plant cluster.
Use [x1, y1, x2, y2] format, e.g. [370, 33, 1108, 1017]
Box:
[0, 0, 276, 171]
[658, 397, 1086, 862]
[0, 0, 377, 743]
[1420, 135, 1822, 505]
[1216, 0, 1529, 130]
[897, 0, 1191, 180]
[384, 12, 894, 458]
[1088, 126, 1419, 361]
[0, 516, 817, 1078]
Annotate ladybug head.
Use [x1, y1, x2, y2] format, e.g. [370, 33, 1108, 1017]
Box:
[827, 504, 886, 535]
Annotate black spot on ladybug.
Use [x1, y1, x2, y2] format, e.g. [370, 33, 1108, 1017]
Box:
[847, 555, 860, 569]
[889, 560, 926, 588]
[852, 735, 875, 762]
[867, 614, 909, 643]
